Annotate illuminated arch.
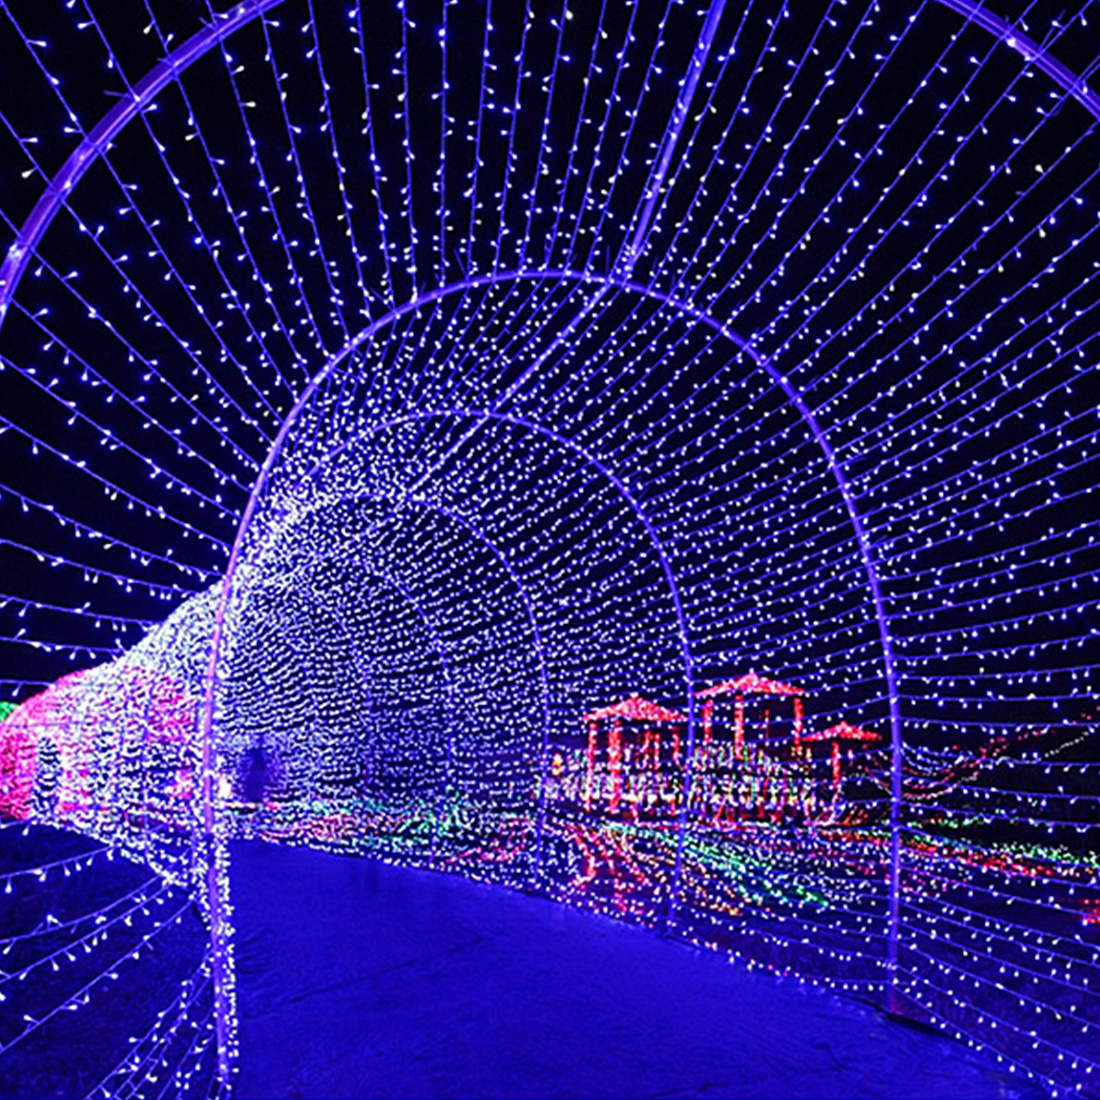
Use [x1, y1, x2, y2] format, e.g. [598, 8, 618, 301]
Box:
[0, 1, 1095, 1092]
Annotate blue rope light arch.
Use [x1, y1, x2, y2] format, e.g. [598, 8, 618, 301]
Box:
[0, 0, 1097, 1095]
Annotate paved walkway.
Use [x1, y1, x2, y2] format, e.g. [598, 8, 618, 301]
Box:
[232, 841, 1030, 1099]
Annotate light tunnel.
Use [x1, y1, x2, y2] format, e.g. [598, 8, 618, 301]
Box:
[0, 0, 1097, 1095]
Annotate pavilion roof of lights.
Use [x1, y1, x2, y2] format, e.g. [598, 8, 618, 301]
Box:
[0, 0, 1097, 1096]
[697, 674, 806, 698]
[582, 695, 686, 724]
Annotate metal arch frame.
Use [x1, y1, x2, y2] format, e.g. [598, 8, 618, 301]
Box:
[0, 0, 1092, 327]
[936, 0, 1100, 118]
[213, 381, 699, 844]
[0, 0, 286, 327]
[0, 0, 1094, 1084]
[205, 265, 885, 902]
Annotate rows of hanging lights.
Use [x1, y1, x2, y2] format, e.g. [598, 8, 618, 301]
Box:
[0, 0, 1096, 1095]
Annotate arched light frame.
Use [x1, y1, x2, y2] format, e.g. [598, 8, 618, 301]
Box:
[0, 0, 1094, 1086]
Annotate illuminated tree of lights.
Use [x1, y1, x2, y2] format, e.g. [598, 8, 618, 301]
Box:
[0, 0, 1097, 1095]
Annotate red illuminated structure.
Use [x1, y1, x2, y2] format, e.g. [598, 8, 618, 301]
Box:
[565, 681, 885, 826]
[580, 694, 686, 815]
[697, 672, 806, 759]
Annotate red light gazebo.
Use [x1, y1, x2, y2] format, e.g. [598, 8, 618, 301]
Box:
[696, 671, 806, 757]
[581, 694, 686, 813]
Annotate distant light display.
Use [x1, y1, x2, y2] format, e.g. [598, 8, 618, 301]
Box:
[0, 0, 1097, 1097]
